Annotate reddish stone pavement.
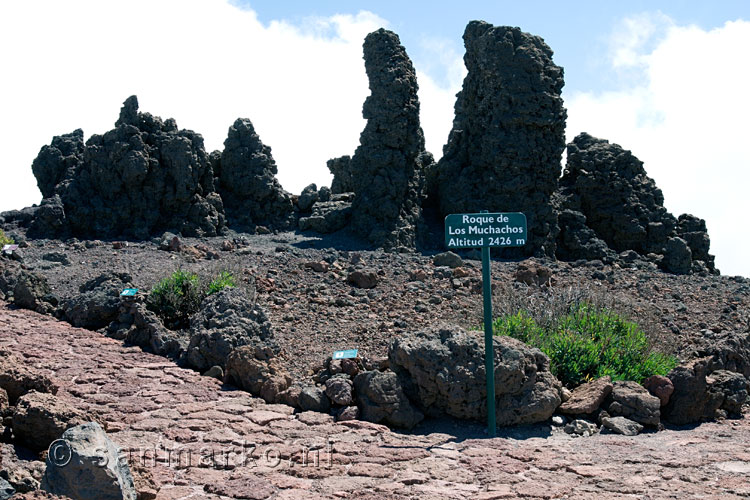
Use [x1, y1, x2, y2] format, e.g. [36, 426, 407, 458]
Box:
[2, 303, 750, 500]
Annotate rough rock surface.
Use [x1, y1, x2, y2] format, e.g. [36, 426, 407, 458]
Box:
[349, 29, 431, 249]
[298, 386, 331, 413]
[4, 304, 750, 498]
[186, 287, 277, 372]
[298, 196, 352, 234]
[389, 325, 561, 425]
[354, 370, 424, 429]
[605, 381, 661, 426]
[558, 376, 613, 415]
[643, 374, 674, 407]
[436, 21, 566, 257]
[108, 301, 187, 359]
[326, 156, 354, 194]
[41, 422, 137, 500]
[215, 118, 294, 230]
[62, 272, 132, 329]
[30, 96, 225, 239]
[13, 271, 57, 315]
[557, 133, 716, 274]
[12, 391, 89, 450]
[224, 345, 292, 403]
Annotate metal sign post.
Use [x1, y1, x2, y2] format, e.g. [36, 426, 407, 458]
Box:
[445, 211, 527, 437]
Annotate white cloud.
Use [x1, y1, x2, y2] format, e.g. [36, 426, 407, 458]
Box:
[566, 15, 750, 277]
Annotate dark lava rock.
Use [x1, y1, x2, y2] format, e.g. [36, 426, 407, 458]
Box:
[604, 380, 661, 426]
[108, 302, 187, 359]
[63, 272, 132, 329]
[30, 95, 225, 240]
[349, 29, 432, 250]
[297, 184, 319, 212]
[186, 287, 277, 372]
[435, 21, 566, 258]
[298, 386, 331, 413]
[298, 196, 352, 234]
[215, 118, 294, 231]
[346, 270, 379, 289]
[389, 324, 561, 425]
[31, 129, 84, 200]
[557, 133, 715, 275]
[327, 156, 354, 194]
[353, 370, 424, 429]
[13, 271, 57, 315]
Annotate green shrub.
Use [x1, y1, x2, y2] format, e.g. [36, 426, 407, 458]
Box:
[207, 271, 236, 296]
[491, 305, 678, 387]
[0, 229, 14, 246]
[147, 269, 238, 330]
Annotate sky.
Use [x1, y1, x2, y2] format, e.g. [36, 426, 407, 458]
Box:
[0, 1, 748, 276]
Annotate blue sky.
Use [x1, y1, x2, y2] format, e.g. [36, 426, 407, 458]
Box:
[0, 1, 748, 276]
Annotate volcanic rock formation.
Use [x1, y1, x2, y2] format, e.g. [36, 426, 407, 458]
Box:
[214, 118, 294, 231]
[557, 133, 716, 274]
[435, 21, 567, 257]
[28, 96, 225, 239]
[349, 28, 432, 250]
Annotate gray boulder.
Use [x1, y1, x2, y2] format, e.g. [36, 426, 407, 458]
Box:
[389, 324, 561, 425]
[353, 370, 423, 429]
[605, 381, 661, 426]
[325, 376, 353, 406]
[432, 251, 463, 269]
[298, 386, 331, 413]
[13, 271, 57, 314]
[601, 416, 643, 436]
[297, 184, 319, 212]
[436, 21, 566, 258]
[662, 237, 692, 275]
[41, 422, 136, 500]
[108, 302, 188, 359]
[349, 28, 431, 250]
[186, 287, 277, 372]
[298, 197, 352, 234]
[63, 272, 132, 329]
[215, 118, 294, 231]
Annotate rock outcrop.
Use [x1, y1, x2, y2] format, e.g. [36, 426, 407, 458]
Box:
[557, 133, 717, 274]
[12, 391, 90, 451]
[353, 370, 424, 429]
[62, 272, 132, 330]
[41, 422, 137, 500]
[224, 345, 292, 404]
[435, 21, 566, 257]
[29, 96, 225, 240]
[389, 325, 561, 425]
[215, 118, 294, 231]
[327, 156, 354, 194]
[186, 287, 277, 372]
[349, 28, 431, 249]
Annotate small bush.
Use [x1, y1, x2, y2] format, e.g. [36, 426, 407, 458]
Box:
[491, 305, 678, 387]
[0, 229, 14, 246]
[147, 269, 238, 330]
[207, 271, 236, 296]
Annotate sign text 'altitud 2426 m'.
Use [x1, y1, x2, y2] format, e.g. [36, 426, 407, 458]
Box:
[444, 212, 527, 249]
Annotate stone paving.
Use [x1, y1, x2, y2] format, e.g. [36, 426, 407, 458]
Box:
[2, 302, 750, 499]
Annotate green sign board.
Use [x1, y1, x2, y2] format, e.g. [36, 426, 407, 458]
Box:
[445, 212, 527, 249]
[120, 288, 139, 297]
[332, 349, 358, 360]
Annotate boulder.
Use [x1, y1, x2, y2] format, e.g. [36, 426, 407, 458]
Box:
[605, 381, 661, 426]
[336, 406, 359, 422]
[298, 198, 352, 234]
[107, 302, 187, 359]
[436, 21, 566, 258]
[513, 262, 553, 287]
[388, 325, 561, 425]
[707, 370, 749, 416]
[347, 271, 379, 289]
[662, 237, 692, 275]
[41, 422, 137, 500]
[186, 287, 277, 372]
[297, 184, 319, 212]
[558, 376, 613, 415]
[353, 370, 423, 429]
[601, 416, 643, 436]
[298, 386, 331, 413]
[676, 214, 717, 273]
[224, 346, 292, 404]
[325, 377, 354, 406]
[432, 252, 463, 269]
[642, 375, 674, 407]
[564, 419, 598, 437]
[12, 391, 89, 451]
[0, 351, 59, 404]
[0, 478, 13, 500]
[349, 28, 431, 249]
[63, 272, 132, 329]
[215, 118, 294, 231]
[13, 271, 57, 314]
[30, 95, 225, 239]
